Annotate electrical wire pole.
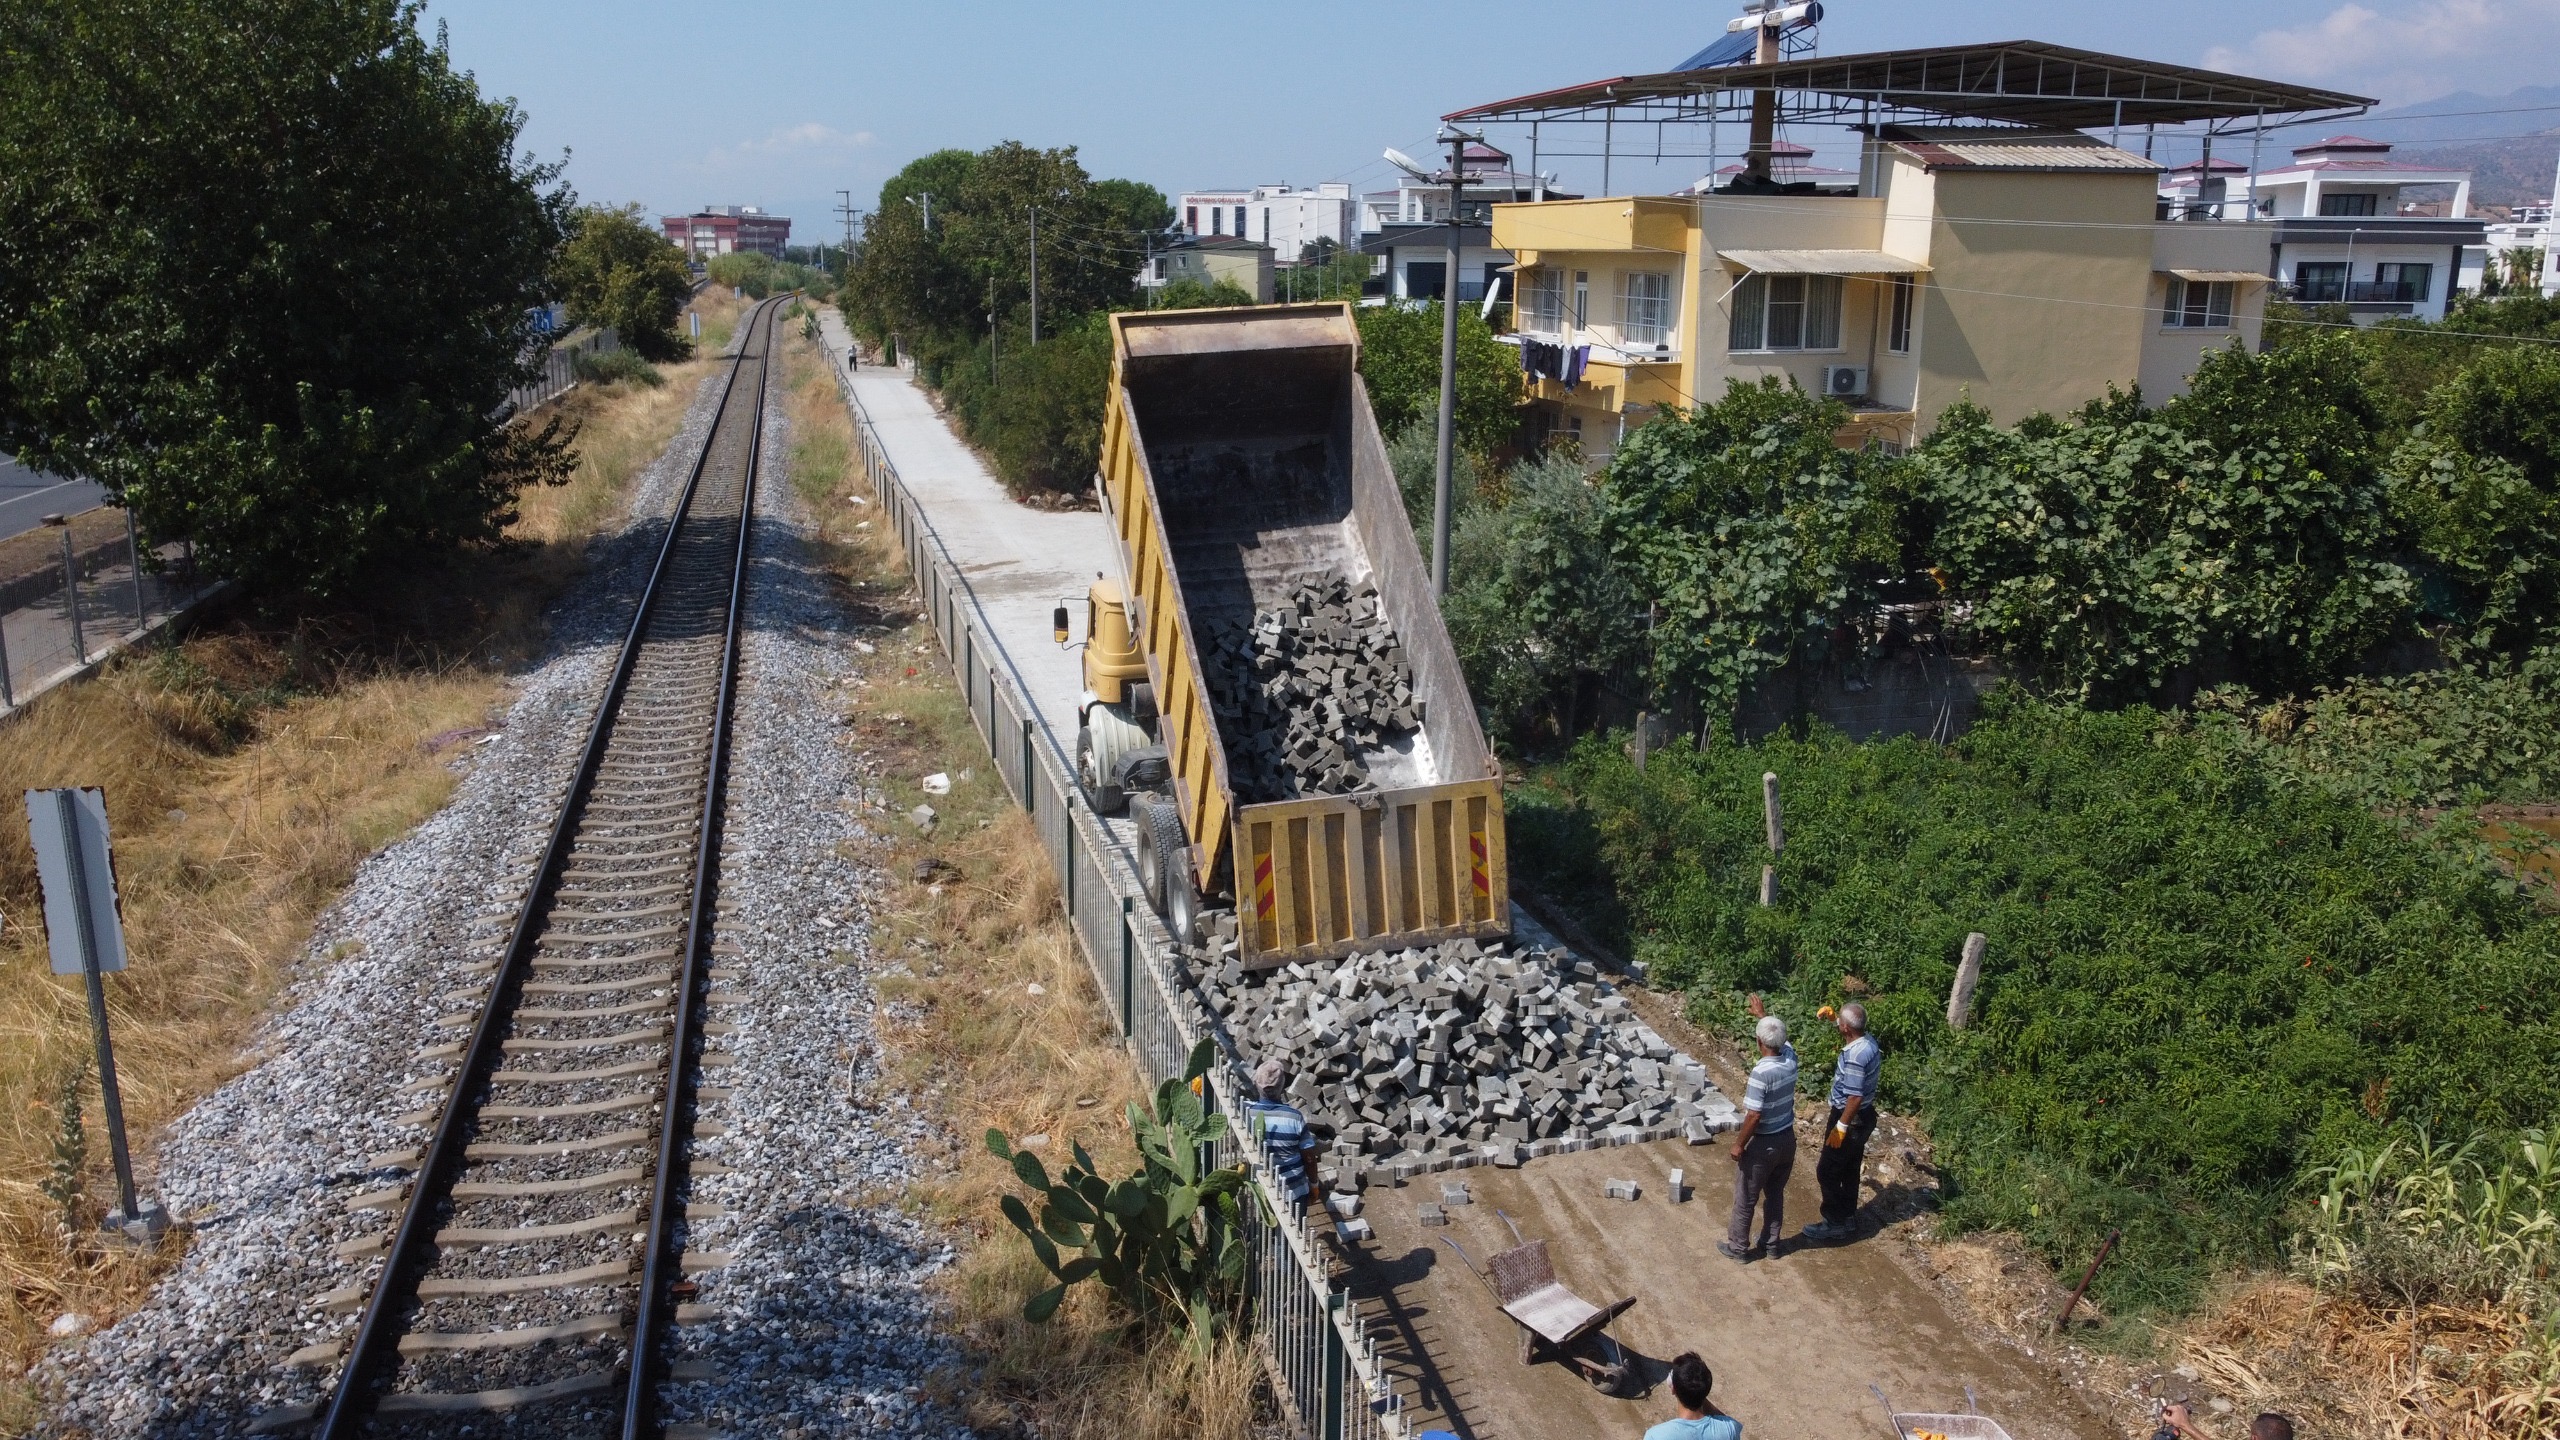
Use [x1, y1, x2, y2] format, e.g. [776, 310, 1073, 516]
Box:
[1431, 127, 1480, 600]
[1028, 205, 1039, 346]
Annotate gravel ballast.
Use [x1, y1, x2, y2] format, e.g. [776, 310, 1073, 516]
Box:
[29, 345, 964, 1438]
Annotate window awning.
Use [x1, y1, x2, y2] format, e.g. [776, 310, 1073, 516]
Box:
[1717, 248, 1931, 275]
[2163, 268, 2269, 283]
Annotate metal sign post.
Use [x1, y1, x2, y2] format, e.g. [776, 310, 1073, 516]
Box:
[27, 787, 166, 1242]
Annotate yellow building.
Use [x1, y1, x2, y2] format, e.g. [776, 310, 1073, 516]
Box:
[1453, 38, 2370, 456]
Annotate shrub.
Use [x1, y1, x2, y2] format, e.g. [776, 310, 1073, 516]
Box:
[570, 346, 662, 389]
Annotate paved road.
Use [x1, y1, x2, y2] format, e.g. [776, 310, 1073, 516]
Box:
[820, 314, 1110, 763]
[0, 452, 107, 541]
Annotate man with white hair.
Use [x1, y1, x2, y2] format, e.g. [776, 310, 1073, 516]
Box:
[1803, 1002, 1880, 1245]
[1721, 997, 1798, 1261]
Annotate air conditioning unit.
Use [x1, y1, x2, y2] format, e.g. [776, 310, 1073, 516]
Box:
[1823, 365, 1869, 398]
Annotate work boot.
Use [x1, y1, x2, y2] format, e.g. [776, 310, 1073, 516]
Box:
[1716, 1240, 1751, 1262]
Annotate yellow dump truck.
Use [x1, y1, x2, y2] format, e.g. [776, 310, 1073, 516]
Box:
[1065, 302, 1508, 968]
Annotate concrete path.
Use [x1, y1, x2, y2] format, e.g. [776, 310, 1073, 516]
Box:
[816, 313, 1112, 761]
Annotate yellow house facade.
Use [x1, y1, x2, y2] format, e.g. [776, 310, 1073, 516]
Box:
[1495, 128, 2271, 455]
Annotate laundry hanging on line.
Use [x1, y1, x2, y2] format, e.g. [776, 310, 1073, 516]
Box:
[1517, 340, 1591, 391]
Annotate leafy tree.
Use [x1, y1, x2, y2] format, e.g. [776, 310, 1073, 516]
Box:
[552, 204, 693, 361]
[2388, 347, 2560, 664]
[1353, 301, 1522, 458]
[1445, 448, 1647, 745]
[1091, 177, 1174, 238]
[0, 0, 572, 593]
[1598, 378, 1899, 718]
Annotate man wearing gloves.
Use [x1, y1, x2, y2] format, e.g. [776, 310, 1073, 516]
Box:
[1720, 998, 1797, 1261]
[1803, 1003, 1880, 1244]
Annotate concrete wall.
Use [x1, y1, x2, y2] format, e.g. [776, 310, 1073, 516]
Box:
[1913, 168, 2157, 426]
[2140, 222, 2272, 402]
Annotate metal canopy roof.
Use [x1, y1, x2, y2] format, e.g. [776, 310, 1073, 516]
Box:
[1444, 40, 2373, 135]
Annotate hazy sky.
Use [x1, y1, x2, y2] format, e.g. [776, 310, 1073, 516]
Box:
[422, 0, 2560, 239]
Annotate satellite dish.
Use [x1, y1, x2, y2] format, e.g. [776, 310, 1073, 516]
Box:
[1383, 147, 1429, 179]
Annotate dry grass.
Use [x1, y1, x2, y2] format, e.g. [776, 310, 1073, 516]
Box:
[779, 325, 1263, 1440]
[0, 343, 728, 1433]
[2171, 1279, 2560, 1439]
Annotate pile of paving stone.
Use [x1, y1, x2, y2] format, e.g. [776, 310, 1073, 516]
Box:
[1198, 570, 1423, 803]
[1189, 936, 1740, 1187]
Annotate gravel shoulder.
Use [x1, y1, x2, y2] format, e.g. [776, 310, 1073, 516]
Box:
[30, 340, 962, 1438]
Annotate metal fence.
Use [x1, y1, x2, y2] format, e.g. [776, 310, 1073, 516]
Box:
[831, 351, 1409, 1440]
[507, 327, 622, 419]
[0, 514, 215, 715]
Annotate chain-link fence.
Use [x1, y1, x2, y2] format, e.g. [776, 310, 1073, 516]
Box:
[834, 351, 1411, 1440]
[0, 512, 215, 712]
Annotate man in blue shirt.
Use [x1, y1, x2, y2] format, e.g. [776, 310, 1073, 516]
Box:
[1243, 1057, 1317, 1203]
[1643, 1352, 1740, 1440]
[1803, 1002, 1880, 1244]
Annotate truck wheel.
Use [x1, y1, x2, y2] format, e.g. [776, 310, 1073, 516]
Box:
[1076, 724, 1125, 815]
[1134, 796, 1166, 903]
[1142, 799, 1201, 946]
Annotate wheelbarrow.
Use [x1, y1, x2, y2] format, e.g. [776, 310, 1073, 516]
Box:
[1440, 1211, 1640, 1396]
[1871, 1383, 2016, 1440]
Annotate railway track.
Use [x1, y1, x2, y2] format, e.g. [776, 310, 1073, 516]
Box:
[272, 297, 783, 1439]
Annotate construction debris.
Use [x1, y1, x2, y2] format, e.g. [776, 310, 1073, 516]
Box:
[1668, 1167, 1688, 1203]
[1605, 1178, 1642, 1201]
[1198, 571, 1423, 804]
[1189, 935, 1741, 1187]
[1417, 1203, 1448, 1227]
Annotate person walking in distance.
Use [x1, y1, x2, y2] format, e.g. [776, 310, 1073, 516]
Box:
[1720, 999, 1797, 1261]
[1802, 1002, 1879, 1244]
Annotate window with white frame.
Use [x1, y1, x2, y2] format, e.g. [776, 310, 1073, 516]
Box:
[2162, 277, 2233, 329]
[1619, 271, 1674, 348]
[1524, 269, 1565, 334]
[1887, 274, 1914, 354]
[1727, 273, 1842, 351]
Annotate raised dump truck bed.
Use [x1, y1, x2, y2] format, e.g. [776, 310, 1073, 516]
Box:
[1085, 303, 1507, 968]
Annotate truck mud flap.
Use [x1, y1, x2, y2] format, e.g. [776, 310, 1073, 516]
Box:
[1234, 778, 1507, 968]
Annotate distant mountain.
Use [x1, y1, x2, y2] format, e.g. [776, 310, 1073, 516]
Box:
[2353, 85, 2560, 146]
[2354, 86, 2560, 208]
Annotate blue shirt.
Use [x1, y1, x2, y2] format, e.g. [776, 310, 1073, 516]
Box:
[1831, 1033, 1881, 1109]
[1743, 1043, 1798, 1135]
[1645, 1417, 1741, 1440]
[1243, 1100, 1311, 1199]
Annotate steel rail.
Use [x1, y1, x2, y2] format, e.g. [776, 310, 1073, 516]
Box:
[317, 296, 783, 1438]
[621, 291, 770, 1439]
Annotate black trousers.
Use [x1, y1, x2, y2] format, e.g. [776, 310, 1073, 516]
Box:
[1815, 1103, 1877, 1226]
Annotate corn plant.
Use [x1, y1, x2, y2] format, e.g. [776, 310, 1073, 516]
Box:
[988, 1039, 1251, 1347]
[2299, 1125, 2558, 1314]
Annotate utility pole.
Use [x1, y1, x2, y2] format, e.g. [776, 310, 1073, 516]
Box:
[909, 192, 932, 233]
[1431, 127, 1480, 600]
[1028, 206, 1039, 346]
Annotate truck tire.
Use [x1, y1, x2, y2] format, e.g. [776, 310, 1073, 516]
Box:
[1134, 795, 1166, 903]
[1076, 724, 1125, 815]
[1143, 798, 1201, 947]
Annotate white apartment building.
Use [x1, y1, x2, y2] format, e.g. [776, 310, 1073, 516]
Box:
[1178, 184, 1353, 262]
[2159, 135, 2485, 323]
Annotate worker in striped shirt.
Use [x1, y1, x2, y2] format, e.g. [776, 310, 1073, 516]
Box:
[1803, 1003, 1880, 1244]
[1721, 1000, 1797, 1261]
